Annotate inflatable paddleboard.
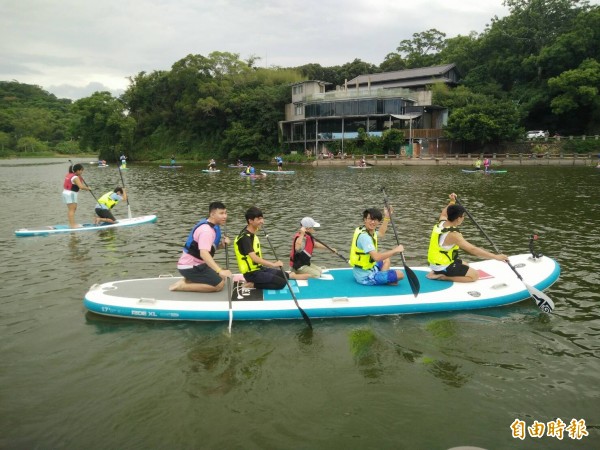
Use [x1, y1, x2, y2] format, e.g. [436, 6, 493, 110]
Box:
[84, 253, 559, 322]
[201, 169, 221, 173]
[260, 169, 295, 174]
[462, 169, 507, 174]
[15, 215, 158, 237]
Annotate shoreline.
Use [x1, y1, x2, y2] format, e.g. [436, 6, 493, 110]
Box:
[312, 154, 598, 167]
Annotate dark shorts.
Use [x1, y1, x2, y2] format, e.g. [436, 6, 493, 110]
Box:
[178, 264, 222, 287]
[244, 267, 288, 290]
[434, 259, 470, 277]
[95, 208, 116, 221]
[277, 162, 283, 167]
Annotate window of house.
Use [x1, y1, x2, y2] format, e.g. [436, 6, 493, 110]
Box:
[294, 104, 303, 116]
[293, 85, 304, 95]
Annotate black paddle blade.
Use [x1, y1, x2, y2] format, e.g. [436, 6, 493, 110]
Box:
[404, 265, 420, 297]
[525, 282, 555, 313]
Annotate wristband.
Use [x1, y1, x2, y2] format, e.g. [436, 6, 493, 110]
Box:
[216, 268, 222, 273]
[383, 218, 390, 222]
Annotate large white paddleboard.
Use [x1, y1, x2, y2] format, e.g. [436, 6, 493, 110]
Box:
[15, 215, 158, 237]
[84, 254, 560, 322]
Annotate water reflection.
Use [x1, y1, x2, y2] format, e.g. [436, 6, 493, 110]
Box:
[184, 336, 274, 396]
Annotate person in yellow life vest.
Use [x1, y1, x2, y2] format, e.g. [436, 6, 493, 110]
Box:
[94, 187, 127, 224]
[349, 207, 405, 286]
[234, 206, 309, 290]
[474, 158, 482, 170]
[427, 193, 509, 282]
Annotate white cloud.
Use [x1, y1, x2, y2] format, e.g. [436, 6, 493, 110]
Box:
[0, 0, 533, 99]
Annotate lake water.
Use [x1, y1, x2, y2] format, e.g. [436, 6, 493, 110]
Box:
[1, 158, 599, 449]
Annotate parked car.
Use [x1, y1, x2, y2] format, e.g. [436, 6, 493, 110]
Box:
[526, 130, 549, 139]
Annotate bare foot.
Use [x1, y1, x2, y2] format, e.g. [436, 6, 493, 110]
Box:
[169, 280, 184, 291]
[426, 271, 444, 280]
[242, 282, 254, 289]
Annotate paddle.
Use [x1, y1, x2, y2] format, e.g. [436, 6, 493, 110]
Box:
[263, 228, 313, 329]
[224, 226, 233, 334]
[455, 197, 555, 313]
[117, 166, 133, 219]
[380, 187, 420, 297]
[308, 233, 350, 264]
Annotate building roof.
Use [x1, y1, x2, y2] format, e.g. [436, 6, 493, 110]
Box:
[347, 64, 458, 86]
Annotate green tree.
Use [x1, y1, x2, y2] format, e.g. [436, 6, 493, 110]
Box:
[72, 92, 135, 158]
[397, 29, 446, 68]
[444, 100, 522, 145]
[548, 58, 600, 133]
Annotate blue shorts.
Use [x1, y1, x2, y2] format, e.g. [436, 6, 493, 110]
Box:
[353, 261, 399, 286]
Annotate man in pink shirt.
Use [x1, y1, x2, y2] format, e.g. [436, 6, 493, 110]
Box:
[169, 201, 232, 292]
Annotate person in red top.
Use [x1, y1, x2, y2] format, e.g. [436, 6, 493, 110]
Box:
[62, 163, 91, 228]
[289, 217, 331, 278]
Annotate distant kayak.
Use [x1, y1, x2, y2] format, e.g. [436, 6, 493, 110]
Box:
[348, 165, 371, 169]
[462, 169, 507, 174]
[201, 169, 221, 173]
[15, 215, 158, 237]
[159, 165, 182, 169]
[261, 169, 295, 174]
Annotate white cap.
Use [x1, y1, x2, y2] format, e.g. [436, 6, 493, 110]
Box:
[301, 217, 320, 228]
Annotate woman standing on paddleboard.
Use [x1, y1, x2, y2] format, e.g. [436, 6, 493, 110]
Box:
[63, 163, 91, 228]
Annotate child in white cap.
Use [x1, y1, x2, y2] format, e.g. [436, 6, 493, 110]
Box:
[289, 217, 332, 277]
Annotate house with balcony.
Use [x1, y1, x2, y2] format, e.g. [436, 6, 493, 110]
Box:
[279, 63, 459, 156]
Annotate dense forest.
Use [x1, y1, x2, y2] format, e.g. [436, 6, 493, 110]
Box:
[1, 0, 599, 160]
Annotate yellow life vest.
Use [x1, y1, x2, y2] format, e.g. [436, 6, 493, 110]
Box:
[234, 228, 262, 274]
[349, 226, 377, 270]
[427, 221, 460, 266]
[97, 191, 119, 209]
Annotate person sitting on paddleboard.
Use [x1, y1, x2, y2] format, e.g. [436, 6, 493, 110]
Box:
[234, 207, 309, 290]
[170, 201, 232, 293]
[474, 158, 482, 170]
[237, 159, 243, 166]
[427, 193, 509, 282]
[289, 217, 332, 278]
[94, 187, 127, 225]
[208, 159, 217, 171]
[63, 163, 91, 229]
[349, 207, 405, 286]
[245, 164, 255, 175]
[359, 156, 366, 167]
[170, 155, 176, 166]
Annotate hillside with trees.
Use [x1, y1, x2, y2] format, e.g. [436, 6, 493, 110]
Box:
[1, 0, 598, 160]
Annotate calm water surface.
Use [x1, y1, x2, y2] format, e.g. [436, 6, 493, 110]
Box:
[1, 158, 599, 449]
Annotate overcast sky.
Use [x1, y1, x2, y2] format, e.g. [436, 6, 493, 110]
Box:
[1, 0, 516, 100]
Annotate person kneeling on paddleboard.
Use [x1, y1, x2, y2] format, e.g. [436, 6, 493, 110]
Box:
[170, 201, 232, 293]
[427, 193, 508, 282]
[234, 207, 309, 290]
[94, 187, 127, 225]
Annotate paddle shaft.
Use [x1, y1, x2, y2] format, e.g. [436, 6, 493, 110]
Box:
[117, 166, 132, 218]
[456, 197, 554, 312]
[308, 234, 349, 263]
[263, 228, 312, 329]
[381, 187, 420, 296]
[224, 226, 233, 333]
